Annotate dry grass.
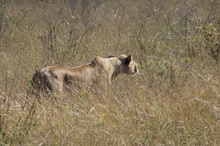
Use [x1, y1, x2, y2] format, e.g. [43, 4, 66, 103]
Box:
[0, 0, 220, 145]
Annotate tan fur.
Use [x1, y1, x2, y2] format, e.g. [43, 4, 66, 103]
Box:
[31, 54, 139, 95]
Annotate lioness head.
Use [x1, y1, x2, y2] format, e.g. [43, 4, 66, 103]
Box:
[118, 54, 139, 75]
[108, 54, 139, 76]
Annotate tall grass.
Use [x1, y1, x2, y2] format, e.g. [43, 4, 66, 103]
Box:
[0, 0, 220, 145]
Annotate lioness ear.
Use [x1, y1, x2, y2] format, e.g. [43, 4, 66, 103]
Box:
[91, 56, 103, 67]
[124, 55, 132, 65]
[91, 57, 99, 67]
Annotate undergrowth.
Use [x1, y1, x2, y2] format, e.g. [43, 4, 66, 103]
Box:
[0, 0, 219, 145]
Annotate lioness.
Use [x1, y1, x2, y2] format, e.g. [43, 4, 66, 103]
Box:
[31, 54, 138, 95]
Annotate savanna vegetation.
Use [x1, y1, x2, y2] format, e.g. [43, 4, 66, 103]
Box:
[0, 0, 220, 145]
